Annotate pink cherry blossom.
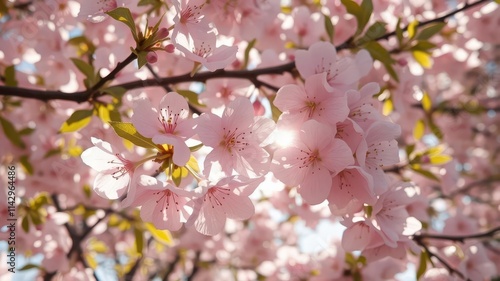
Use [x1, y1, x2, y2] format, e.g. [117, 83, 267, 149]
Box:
[282, 6, 324, 47]
[274, 72, 349, 129]
[328, 166, 376, 215]
[198, 78, 252, 109]
[356, 121, 401, 194]
[196, 97, 275, 177]
[188, 176, 264, 235]
[272, 120, 354, 205]
[79, 0, 117, 23]
[130, 175, 194, 231]
[81, 137, 135, 200]
[174, 30, 238, 71]
[295, 41, 373, 91]
[131, 92, 195, 166]
[172, 0, 211, 39]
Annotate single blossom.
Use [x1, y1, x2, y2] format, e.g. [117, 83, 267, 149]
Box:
[274, 72, 349, 129]
[131, 175, 194, 231]
[196, 97, 275, 177]
[131, 92, 195, 166]
[81, 137, 135, 200]
[295, 41, 373, 92]
[271, 120, 354, 205]
[78, 0, 117, 23]
[187, 176, 264, 236]
[174, 30, 238, 71]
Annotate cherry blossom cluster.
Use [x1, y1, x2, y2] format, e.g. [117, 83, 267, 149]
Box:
[1, 0, 500, 280]
[80, 41, 423, 259]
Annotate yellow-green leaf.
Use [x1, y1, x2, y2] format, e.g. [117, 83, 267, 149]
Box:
[422, 91, 432, 112]
[408, 20, 419, 39]
[413, 119, 425, 140]
[145, 223, 173, 246]
[0, 115, 25, 148]
[383, 98, 393, 116]
[429, 155, 452, 165]
[324, 14, 335, 43]
[106, 7, 138, 42]
[413, 50, 432, 68]
[416, 250, 428, 280]
[416, 22, 446, 41]
[4, 65, 18, 87]
[84, 253, 98, 269]
[242, 38, 257, 69]
[109, 121, 157, 149]
[177, 90, 205, 108]
[20, 155, 34, 175]
[134, 227, 144, 254]
[60, 109, 93, 133]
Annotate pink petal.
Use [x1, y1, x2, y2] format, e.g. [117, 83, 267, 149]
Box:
[299, 120, 334, 152]
[93, 172, 129, 200]
[321, 138, 354, 175]
[131, 98, 161, 138]
[342, 221, 372, 252]
[298, 164, 332, 205]
[223, 97, 254, 131]
[194, 199, 226, 236]
[271, 147, 308, 186]
[204, 45, 238, 71]
[159, 92, 189, 120]
[274, 84, 307, 113]
[196, 113, 223, 147]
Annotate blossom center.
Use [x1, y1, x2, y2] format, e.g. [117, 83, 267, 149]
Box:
[220, 127, 250, 154]
[158, 106, 183, 134]
[298, 149, 320, 169]
[108, 153, 134, 180]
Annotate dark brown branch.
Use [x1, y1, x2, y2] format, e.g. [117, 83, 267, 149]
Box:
[337, 0, 491, 50]
[413, 226, 500, 243]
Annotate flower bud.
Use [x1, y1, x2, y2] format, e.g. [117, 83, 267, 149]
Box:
[156, 27, 169, 39]
[146, 52, 158, 64]
[165, 44, 175, 53]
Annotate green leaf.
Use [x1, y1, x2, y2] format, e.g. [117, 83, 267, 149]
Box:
[416, 250, 428, 280]
[0, 115, 25, 148]
[411, 41, 437, 52]
[411, 166, 439, 181]
[68, 36, 96, 56]
[405, 144, 416, 157]
[395, 18, 403, 45]
[324, 14, 335, 43]
[136, 51, 149, 69]
[20, 155, 34, 175]
[171, 166, 188, 187]
[106, 7, 138, 42]
[359, 0, 374, 33]
[18, 127, 35, 135]
[19, 264, 42, 271]
[341, 0, 373, 36]
[70, 58, 95, 81]
[109, 122, 157, 148]
[134, 227, 144, 254]
[428, 119, 443, 140]
[355, 21, 386, 45]
[102, 86, 128, 100]
[22, 216, 30, 232]
[242, 39, 257, 69]
[415, 22, 446, 41]
[176, 89, 205, 108]
[59, 109, 93, 133]
[364, 41, 398, 81]
[4, 65, 18, 87]
[189, 143, 204, 152]
[412, 50, 433, 68]
[145, 223, 173, 246]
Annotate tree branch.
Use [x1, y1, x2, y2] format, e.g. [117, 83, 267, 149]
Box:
[0, 0, 491, 103]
